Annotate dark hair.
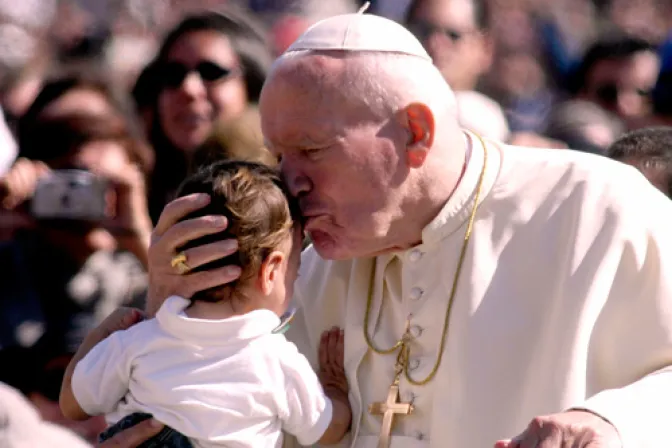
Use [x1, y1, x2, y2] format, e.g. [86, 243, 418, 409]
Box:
[176, 160, 301, 303]
[569, 32, 655, 94]
[17, 68, 142, 146]
[405, 0, 490, 30]
[607, 126, 672, 197]
[153, 7, 272, 103]
[19, 113, 154, 176]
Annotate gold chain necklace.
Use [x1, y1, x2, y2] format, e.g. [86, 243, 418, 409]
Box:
[363, 133, 489, 386]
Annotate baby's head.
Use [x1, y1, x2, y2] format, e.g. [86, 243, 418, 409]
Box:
[175, 160, 303, 316]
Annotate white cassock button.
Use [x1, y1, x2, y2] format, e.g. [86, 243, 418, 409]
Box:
[415, 431, 426, 441]
[409, 358, 420, 370]
[410, 325, 423, 338]
[405, 392, 416, 403]
[409, 287, 424, 301]
[409, 249, 423, 262]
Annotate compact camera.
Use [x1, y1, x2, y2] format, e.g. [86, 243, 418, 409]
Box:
[31, 169, 108, 221]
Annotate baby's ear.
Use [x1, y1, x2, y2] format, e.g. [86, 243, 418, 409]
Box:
[258, 251, 285, 296]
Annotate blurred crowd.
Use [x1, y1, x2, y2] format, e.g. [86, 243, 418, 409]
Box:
[0, 0, 672, 445]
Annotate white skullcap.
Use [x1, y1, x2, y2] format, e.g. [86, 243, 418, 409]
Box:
[285, 6, 431, 61]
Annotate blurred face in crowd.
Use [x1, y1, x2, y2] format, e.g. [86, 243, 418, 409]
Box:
[158, 30, 248, 152]
[407, 0, 492, 91]
[260, 56, 410, 261]
[581, 50, 660, 120]
[39, 87, 114, 119]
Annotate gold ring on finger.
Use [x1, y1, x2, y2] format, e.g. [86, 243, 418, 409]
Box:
[170, 251, 191, 275]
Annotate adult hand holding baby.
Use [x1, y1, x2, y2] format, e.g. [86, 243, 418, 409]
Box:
[146, 193, 241, 316]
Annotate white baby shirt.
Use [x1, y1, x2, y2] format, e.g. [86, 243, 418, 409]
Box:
[72, 296, 332, 447]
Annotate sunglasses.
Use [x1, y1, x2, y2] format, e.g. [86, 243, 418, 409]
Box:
[407, 20, 470, 43]
[161, 61, 240, 89]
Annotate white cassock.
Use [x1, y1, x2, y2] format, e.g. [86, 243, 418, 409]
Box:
[282, 132, 672, 447]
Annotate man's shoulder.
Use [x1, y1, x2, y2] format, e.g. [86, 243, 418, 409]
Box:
[497, 144, 649, 201]
[501, 144, 637, 179]
[493, 144, 671, 235]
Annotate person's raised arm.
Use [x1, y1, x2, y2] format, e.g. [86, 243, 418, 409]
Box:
[60, 308, 145, 420]
[281, 328, 352, 446]
[146, 193, 241, 316]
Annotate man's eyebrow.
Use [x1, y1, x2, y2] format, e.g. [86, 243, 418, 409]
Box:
[264, 135, 334, 150]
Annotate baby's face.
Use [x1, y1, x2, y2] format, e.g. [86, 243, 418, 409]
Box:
[278, 225, 303, 309]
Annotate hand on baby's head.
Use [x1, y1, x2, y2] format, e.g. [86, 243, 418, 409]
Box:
[174, 160, 302, 308]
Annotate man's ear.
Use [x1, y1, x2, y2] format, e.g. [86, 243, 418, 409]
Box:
[396, 102, 435, 168]
[258, 251, 285, 296]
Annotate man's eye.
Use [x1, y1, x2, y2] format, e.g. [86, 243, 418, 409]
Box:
[304, 147, 323, 157]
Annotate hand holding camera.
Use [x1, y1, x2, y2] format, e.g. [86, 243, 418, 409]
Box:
[0, 158, 50, 210]
[1, 158, 151, 236]
[31, 169, 109, 221]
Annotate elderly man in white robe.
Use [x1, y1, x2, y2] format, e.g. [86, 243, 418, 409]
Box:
[85, 9, 672, 448]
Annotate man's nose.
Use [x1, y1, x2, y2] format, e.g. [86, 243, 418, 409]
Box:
[280, 160, 312, 197]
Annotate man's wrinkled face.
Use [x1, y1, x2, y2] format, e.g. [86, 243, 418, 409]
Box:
[259, 58, 406, 260]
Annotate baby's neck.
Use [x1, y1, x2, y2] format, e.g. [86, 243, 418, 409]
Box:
[184, 300, 240, 320]
[184, 298, 269, 320]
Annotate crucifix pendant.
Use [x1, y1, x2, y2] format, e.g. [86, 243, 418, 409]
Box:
[368, 382, 414, 448]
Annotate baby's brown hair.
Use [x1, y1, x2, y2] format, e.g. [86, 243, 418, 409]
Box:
[175, 160, 302, 303]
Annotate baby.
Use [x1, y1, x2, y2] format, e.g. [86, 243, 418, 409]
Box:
[59, 160, 351, 447]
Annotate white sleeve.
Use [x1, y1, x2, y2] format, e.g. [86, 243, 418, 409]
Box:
[71, 330, 133, 416]
[277, 340, 333, 446]
[576, 170, 672, 447]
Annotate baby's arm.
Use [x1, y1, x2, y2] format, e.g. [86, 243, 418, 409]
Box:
[60, 312, 138, 420]
[316, 327, 351, 445]
[280, 327, 352, 446]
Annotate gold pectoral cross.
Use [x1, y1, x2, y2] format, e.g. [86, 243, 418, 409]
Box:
[368, 381, 414, 448]
[368, 322, 414, 448]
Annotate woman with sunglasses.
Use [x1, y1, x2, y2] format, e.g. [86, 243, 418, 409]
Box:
[137, 6, 274, 225]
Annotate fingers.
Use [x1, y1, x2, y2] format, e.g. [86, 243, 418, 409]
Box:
[319, 331, 329, 369]
[319, 327, 344, 373]
[153, 194, 211, 236]
[328, 327, 343, 369]
[99, 307, 146, 338]
[156, 215, 229, 251]
[180, 239, 238, 270]
[1, 158, 50, 209]
[184, 266, 242, 293]
[97, 418, 163, 447]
